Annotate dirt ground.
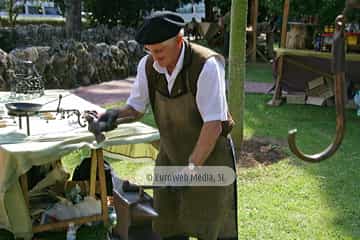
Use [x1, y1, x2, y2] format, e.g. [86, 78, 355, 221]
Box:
[237, 137, 288, 168]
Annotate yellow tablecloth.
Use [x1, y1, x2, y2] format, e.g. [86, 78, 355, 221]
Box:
[0, 90, 159, 239]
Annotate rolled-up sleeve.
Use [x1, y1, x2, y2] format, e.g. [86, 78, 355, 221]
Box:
[126, 55, 150, 113]
[196, 56, 228, 122]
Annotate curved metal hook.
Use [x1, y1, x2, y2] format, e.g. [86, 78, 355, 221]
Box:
[288, 15, 347, 162]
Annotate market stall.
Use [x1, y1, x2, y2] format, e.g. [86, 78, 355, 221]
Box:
[274, 48, 360, 105]
[269, 0, 360, 106]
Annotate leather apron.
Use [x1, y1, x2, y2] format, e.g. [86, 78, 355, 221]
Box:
[149, 47, 238, 239]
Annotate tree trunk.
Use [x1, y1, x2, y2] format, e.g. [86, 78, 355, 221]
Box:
[250, 0, 258, 62]
[205, 0, 214, 21]
[65, 0, 81, 40]
[8, 0, 15, 27]
[228, 0, 248, 147]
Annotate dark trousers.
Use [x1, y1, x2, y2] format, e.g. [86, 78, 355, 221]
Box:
[163, 236, 188, 240]
[163, 236, 238, 240]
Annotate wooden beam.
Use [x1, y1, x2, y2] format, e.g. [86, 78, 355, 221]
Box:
[250, 0, 259, 62]
[89, 150, 97, 197]
[32, 150, 109, 234]
[269, 0, 290, 105]
[96, 149, 109, 225]
[280, 0, 290, 48]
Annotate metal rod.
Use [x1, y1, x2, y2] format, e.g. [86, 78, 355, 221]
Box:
[56, 94, 62, 112]
[26, 115, 30, 136]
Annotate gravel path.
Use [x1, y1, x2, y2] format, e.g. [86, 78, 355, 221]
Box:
[72, 77, 273, 106]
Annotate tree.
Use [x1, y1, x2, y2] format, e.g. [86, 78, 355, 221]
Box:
[228, 0, 247, 146]
[83, 0, 182, 27]
[84, 0, 122, 26]
[203, 0, 231, 21]
[259, 0, 347, 27]
[82, 0, 232, 27]
[54, 0, 65, 14]
[6, 0, 22, 27]
[204, 0, 214, 21]
[64, 0, 81, 40]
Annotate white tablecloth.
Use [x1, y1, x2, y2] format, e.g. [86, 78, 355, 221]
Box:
[0, 90, 159, 239]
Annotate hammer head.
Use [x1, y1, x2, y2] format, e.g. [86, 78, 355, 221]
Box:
[85, 109, 119, 143]
[85, 114, 106, 143]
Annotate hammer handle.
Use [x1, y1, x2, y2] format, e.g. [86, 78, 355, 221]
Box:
[115, 116, 137, 125]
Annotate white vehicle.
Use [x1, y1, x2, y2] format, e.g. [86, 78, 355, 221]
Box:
[0, 0, 64, 21]
[176, 0, 205, 23]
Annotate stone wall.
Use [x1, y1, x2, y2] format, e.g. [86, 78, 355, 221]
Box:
[0, 24, 145, 90]
[0, 39, 144, 90]
[0, 24, 136, 51]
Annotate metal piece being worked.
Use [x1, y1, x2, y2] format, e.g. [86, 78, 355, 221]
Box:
[85, 110, 136, 143]
[288, 14, 347, 162]
[85, 114, 106, 143]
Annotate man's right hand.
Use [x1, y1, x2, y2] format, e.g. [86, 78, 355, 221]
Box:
[96, 109, 119, 131]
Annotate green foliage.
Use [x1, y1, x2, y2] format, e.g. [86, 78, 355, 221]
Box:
[83, 0, 183, 27]
[213, 0, 231, 14]
[83, 0, 122, 26]
[54, 0, 65, 14]
[246, 63, 274, 83]
[81, 0, 231, 27]
[260, 0, 347, 26]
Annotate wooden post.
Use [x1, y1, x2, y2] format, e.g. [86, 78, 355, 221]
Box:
[269, 0, 290, 106]
[280, 0, 290, 49]
[33, 149, 109, 233]
[250, 0, 259, 62]
[89, 150, 98, 197]
[228, 0, 248, 146]
[96, 149, 109, 225]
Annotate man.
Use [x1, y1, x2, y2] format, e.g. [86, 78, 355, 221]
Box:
[98, 11, 238, 240]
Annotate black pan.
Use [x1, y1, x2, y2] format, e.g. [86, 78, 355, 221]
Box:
[5, 102, 43, 116]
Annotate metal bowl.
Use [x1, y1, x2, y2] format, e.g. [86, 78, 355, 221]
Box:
[5, 102, 43, 116]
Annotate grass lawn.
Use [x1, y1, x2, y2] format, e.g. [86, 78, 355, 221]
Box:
[240, 94, 360, 240]
[246, 62, 274, 83]
[2, 63, 360, 239]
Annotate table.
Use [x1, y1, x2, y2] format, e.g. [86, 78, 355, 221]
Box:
[321, 32, 360, 51]
[272, 48, 360, 102]
[0, 90, 159, 239]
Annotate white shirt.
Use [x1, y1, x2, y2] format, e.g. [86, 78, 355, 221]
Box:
[126, 43, 228, 122]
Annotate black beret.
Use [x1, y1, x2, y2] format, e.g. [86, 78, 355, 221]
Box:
[135, 11, 186, 45]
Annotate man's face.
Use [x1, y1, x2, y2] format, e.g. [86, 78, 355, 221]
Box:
[144, 37, 179, 68]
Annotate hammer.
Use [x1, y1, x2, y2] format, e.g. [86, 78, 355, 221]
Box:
[85, 114, 107, 143]
[85, 111, 136, 143]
